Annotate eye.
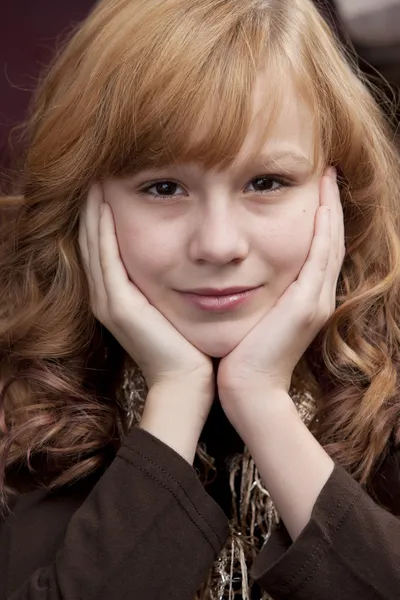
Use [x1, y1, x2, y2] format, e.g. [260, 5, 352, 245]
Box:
[138, 175, 293, 202]
[139, 180, 185, 201]
[246, 175, 291, 194]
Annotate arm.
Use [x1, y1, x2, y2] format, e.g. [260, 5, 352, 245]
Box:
[230, 390, 400, 600]
[4, 387, 229, 600]
[252, 458, 400, 600]
[233, 391, 335, 541]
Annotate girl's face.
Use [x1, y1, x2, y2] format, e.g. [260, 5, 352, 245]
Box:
[103, 78, 321, 357]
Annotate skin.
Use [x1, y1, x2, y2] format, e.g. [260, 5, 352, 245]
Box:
[82, 165, 342, 540]
[103, 76, 321, 357]
[85, 73, 345, 542]
[219, 172, 344, 540]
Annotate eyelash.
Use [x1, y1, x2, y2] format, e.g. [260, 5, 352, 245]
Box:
[138, 175, 293, 202]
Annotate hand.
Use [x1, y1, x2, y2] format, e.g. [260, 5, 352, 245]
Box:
[217, 168, 345, 412]
[79, 184, 214, 397]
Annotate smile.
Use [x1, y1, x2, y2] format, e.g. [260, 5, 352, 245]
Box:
[179, 287, 261, 313]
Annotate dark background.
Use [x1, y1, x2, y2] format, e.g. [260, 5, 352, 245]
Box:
[0, 1, 95, 174]
[0, 0, 399, 177]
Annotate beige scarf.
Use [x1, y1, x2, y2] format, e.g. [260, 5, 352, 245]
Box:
[117, 356, 316, 600]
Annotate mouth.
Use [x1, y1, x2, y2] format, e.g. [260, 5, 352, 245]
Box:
[179, 286, 262, 313]
[182, 285, 260, 296]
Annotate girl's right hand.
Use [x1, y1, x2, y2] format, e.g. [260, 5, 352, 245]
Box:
[78, 184, 214, 399]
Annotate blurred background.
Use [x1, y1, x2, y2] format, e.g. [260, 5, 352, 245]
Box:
[0, 0, 399, 177]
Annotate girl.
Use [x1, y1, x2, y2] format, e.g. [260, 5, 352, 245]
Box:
[1, 0, 400, 598]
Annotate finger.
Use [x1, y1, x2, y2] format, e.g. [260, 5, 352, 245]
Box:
[331, 175, 342, 261]
[81, 185, 108, 316]
[323, 169, 345, 276]
[296, 204, 331, 301]
[78, 210, 91, 283]
[316, 170, 340, 309]
[78, 207, 89, 272]
[328, 169, 343, 262]
[320, 169, 337, 254]
[319, 169, 345, 313]
[85, 184, 105, 298]
[332, 175, 346, 297]
[323, 170, 340, 268]
[98, 201, 146, 311]
[78, 202, 99, 302]
[334, 177, 345, 263]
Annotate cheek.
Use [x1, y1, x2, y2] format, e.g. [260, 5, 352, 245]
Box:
[261, 206, 317, 278]
[112, 213, 178, 295]
[118, 226, 169, 276]
[103, 181, 173, 281]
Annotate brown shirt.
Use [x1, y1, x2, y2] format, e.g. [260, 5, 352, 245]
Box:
[1, 424, 400, 600]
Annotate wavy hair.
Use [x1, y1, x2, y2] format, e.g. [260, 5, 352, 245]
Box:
[1, 0, 400, 511]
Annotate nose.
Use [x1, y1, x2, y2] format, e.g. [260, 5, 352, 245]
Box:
[188, 202, 249, 265]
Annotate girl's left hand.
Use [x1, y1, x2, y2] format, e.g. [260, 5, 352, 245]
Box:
[217, 167, 345, 412]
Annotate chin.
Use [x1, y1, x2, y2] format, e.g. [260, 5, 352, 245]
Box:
[189, 334, 241, 358]
[175, 317, 258, 358]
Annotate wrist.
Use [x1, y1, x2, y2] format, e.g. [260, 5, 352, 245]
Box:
[222, 388, 298, 447]
[139, 382, 213, 464]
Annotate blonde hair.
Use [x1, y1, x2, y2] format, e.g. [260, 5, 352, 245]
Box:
[1, 0, 400, 509]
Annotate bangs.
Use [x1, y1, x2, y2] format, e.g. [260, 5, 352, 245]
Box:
[92, 7, 322, 180]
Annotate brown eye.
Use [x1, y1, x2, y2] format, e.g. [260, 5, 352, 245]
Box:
[152, 182, 179, 196]
[247, 176, 290, 194]
[140, 180, 185, 201]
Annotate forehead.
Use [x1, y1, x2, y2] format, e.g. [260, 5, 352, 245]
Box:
[101, 63, 323, 180]
[192, 72, 319, 172]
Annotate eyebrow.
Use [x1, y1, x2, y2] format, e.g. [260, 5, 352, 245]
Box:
[132, 150, 313, 179]
[253, 150, 312, 168]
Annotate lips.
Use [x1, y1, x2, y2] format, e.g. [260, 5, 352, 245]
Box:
[180, 287, 261, 312]
[183, 286, 259, 296]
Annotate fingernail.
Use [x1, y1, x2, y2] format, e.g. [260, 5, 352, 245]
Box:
[329, 166, 337, 181]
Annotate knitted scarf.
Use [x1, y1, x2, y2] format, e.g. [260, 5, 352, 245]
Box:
[117, 356, 316, 600]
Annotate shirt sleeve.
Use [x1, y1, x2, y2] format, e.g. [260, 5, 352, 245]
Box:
[7, 427, 229, 600]
[251, 461, 400, 600]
